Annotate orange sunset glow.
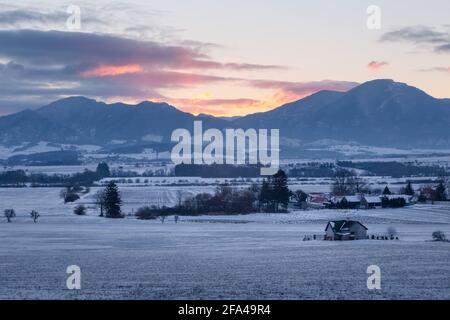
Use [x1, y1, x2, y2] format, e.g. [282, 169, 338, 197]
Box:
[81, 64, 143, 77]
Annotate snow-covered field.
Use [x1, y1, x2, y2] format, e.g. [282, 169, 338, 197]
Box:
[0, 185, 449, 299]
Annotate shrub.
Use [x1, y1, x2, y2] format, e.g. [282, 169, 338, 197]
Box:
[135, 206, 160, 220]
[65, 193, 80, 203]
[387, 227, 397, 239]
[73, 205, 87, 216]
[432, 230, 447, 242]
[4, 209, 15, 222]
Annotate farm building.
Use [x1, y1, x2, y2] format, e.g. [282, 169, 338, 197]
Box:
[325, 220, 368, 240]
[307, 193, 329, 209]
[361, 196, 382, 209]
[342, 196, 361, 209]
[382, 194, 414, 204]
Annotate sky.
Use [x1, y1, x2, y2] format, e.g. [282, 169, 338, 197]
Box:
[0, 0, 449, 116]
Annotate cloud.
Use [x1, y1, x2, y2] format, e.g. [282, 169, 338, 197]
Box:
[0, 9, 66, 25]
[0, 29, 351, 117]
[249, 79, 359, 97]
[419, 66, 450, 73]
[80, 64, 143, 77]
[164, 80, 359, 116]
[0, 29, 286, 114]
[0, 29, 285, 71]
[0, 8, 103, 30]
[367, 61, 389, 72]
[380, 25, 450, 53]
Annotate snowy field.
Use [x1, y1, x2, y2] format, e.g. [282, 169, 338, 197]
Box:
[0, 186, 449, 299]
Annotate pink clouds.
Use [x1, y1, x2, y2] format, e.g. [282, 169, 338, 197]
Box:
[367, 61, 389, 72]
[81, 64, 143, 77]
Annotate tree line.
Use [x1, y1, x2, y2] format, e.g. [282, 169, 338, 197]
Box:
[135, 169, 292, 220]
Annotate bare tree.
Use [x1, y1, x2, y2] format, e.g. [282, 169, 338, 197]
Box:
[94, 189, 106, 217]
[292, 189, 308, 209]
[176, 190, 184, 207]
[4, 209, 15, 223]
[332, 169, 354, 195]
[332, 169, 369, 195]
[30, 210, 40, 223]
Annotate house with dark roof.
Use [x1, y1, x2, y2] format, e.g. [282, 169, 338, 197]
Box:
[361, 196, 382, 209]
[325, 220, 368, 240]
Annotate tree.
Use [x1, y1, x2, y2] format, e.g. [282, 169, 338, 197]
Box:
[60, 185, 80, 203]
[271, 169, 291, 212]
[176, 190, 184, 207]
[94, 189, 107, 217]
[259, 179, 273, 211]
[4, 209, 15, 223]
[292, 189, 308, 209]
[30, 210, 40, 223]
[96, 162, 110, 178]
[103, 181, 123, 218]
[432, 230, 447, 242]
[404, 181, 414, 196]
[332, 169, 355, 196]
[435, 182, 447, 201]
[382, 186, 392, 195]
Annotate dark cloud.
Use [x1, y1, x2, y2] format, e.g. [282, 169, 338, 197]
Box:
[0, 9, 102, 27]
[0, 29, 284, 113]
[0, 29, 285, 71]
[380, 25, 450, 53]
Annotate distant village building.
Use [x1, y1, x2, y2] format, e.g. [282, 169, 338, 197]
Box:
[307, 193, 329, 209]
[327, 195, 361, 209]
[361, 196, 382, 209]
[325, 220, 368, 240]
[382, 194, 414, 203]
[342, 196, 361, 209]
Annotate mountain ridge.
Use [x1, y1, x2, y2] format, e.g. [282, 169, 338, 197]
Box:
[1, 79, 450, 148]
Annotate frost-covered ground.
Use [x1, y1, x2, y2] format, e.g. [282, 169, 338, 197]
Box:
[0, 187, 449, 299]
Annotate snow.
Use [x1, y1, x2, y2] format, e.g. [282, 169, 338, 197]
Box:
[0, 213, 449, 299]
[0, 142, 102, 160]
[0, 185, 449, 299]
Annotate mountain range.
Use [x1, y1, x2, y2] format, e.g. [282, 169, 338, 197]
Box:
[1, 79, 450, 150]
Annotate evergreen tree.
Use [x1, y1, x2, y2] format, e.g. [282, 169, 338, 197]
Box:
[104, 181, 123, 218]
[382, 186, 392, 195]
[270, 169, 291, 212]
[96, 162, 110, 178]
[259, 179, 273, 211]
[435, 182, 447, 201]
[404, 181, 414, 196]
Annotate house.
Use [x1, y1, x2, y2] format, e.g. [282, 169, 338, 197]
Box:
[361, 196, 382, 209]
[307, 193, 329, 209]
[325, 220, 368, 240]
[340, 195, 361, 209]
[381, 194, 414, 207]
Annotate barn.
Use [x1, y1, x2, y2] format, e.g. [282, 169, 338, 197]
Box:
[361, 196, 382, 209]
[325, 220, 368, 240]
